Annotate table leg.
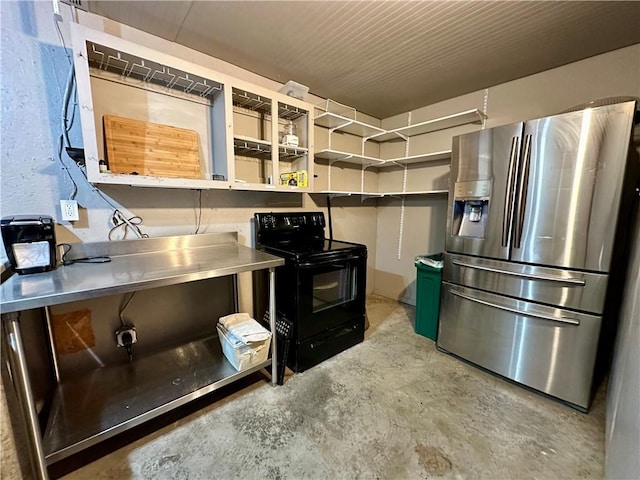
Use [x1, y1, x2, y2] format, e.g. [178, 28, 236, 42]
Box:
[4, 312, 49, 479]
[269, 267, 277, 386]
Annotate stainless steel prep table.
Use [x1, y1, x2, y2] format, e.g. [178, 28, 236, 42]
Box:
[0, 232, 284, 479]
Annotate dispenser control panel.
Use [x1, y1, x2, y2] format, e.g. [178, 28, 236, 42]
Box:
[454, 180, 491, 199]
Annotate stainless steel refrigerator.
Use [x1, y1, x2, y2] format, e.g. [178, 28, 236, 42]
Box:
[437, 100, 638, 411]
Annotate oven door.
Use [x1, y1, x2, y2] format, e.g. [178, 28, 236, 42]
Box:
[296, 253, 366, 340]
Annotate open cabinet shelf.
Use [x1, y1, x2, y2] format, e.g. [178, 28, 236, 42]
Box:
[74, 26, 230, 188]
[232, 88, 272, 114]
[86, 41, 224, 100]
[317, 189, 448, 198]
[42, 336, 270, 464]
[313, 99, 485, 197]
[384, 189, 448, 196]
[315, 149, 385, 166]
[72, 24, 314, 193]
[372, 109, 487, 142]
[233, 136, 272, 159]
[382, 150, 452, 166]
[314, 112, 386, 137]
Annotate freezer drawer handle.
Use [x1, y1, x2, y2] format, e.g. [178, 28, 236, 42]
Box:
[452, 260, 586, 286]
[450, 290, 580, 325]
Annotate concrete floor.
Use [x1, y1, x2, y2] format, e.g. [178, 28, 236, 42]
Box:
[9, 295, 607, 479]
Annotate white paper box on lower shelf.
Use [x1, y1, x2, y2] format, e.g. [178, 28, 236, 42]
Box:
[217, 313, 272, 371]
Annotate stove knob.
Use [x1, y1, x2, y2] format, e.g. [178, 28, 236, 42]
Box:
[262, 215, 275, 228]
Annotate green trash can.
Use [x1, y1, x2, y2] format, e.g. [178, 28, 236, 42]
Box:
[414, 253, 444, 341]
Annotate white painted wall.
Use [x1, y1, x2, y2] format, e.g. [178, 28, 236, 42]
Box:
[373, 43, 640, 303]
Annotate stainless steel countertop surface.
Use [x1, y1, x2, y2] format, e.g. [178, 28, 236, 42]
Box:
[0, 233, 284, 314]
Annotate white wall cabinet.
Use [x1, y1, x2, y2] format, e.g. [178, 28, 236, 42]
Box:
[71, 24, 314, 193]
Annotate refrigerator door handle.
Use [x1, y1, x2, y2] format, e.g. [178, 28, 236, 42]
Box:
[450, 290, 580, 326]
[452, 260, 587, 286]
[513, 134, 532, 249]
[502, 136, 520, 247]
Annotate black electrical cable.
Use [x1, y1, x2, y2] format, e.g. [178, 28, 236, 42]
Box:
[326, 195, 333, 241]
[194, 189, 203, 234]
[54, 16, 79, 199]
[53, 18, 72, 66]
[57, 133, 78, 200]
[119, 291, 137, 328]
[59, 243, 111, 266]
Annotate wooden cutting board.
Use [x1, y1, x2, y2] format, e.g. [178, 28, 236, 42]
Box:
[103, 115, 201, 179]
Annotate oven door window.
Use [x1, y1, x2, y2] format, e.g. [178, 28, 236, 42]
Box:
[312, 266, 356, 313]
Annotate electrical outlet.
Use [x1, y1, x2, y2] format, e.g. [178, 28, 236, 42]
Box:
[115, 327, 137, 347]
[60, 200, 79, 221]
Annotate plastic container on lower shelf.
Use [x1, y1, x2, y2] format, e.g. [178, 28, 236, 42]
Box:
[217, 313, 272, 371]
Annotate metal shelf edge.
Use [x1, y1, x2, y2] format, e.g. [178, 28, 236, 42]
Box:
[43, 336, 272, 464]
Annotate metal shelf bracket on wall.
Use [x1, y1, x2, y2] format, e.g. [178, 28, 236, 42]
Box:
[361, 193, 385, 202]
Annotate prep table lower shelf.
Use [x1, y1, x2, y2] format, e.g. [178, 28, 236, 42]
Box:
[42, 335, 271, 464]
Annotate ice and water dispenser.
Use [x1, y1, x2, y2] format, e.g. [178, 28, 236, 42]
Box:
[452, 180, 491, 238]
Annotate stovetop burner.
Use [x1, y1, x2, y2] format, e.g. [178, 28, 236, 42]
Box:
[264, 238, 363, 255]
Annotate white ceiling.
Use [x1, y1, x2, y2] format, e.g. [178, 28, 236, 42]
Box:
[87, 1, 640, 119]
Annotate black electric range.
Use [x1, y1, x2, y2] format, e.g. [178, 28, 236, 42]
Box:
[254, 212, 367, 372]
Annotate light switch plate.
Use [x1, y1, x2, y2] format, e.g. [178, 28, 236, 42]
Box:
[60, 200, 79, 221]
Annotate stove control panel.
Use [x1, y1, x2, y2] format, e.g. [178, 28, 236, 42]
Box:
[256, 212, 325, 230]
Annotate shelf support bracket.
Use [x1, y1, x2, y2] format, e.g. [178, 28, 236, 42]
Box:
[361, 193, 384, 202]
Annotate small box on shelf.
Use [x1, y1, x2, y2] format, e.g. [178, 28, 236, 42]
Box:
[280, 170, 308, 187]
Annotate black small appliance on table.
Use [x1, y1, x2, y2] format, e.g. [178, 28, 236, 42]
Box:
[1, 215, 57, 275]
[254, 212, 367, 372]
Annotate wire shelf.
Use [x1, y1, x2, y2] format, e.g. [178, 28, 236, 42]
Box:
[278, 145, 308, 160]
[278, 103, 307, 121]
[87, 42, 223, 99]
[233, 136, 272, 159]
[232, 88, 272, 114]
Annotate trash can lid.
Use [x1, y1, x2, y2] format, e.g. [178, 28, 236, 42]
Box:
[415, 253, 444, 270]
